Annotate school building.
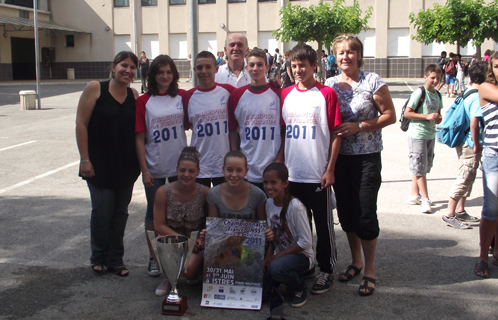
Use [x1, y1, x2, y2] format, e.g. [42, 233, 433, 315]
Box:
[0, 0, 496, 81]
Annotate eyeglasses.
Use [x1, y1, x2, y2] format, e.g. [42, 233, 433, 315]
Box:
[334, 35, 359, 42]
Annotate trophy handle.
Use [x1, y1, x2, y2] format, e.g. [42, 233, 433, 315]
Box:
[184, 231, 199, 274]
[147, 230, 163, 273]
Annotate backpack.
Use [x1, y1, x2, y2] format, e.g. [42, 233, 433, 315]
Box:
[436, 89, 478, 147]
[463, 62, 469, 76]
[400, 87, 426, 131]
[445, 60, 457, 76]
[268, 54, 274, 66]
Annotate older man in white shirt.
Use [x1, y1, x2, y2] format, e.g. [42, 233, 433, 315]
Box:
[215, 33, 250, 88]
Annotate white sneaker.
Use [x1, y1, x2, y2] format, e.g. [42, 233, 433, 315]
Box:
[407, 195, 421, 205]
[442, 215, 470, 229]
[421, 198, 432, 213]
[155, 278, 171, 297]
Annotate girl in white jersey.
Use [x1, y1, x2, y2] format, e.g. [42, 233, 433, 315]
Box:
[263, 163, 314, 308]
[135, 55, 188, 278]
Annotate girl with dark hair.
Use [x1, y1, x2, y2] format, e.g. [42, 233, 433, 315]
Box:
[76, 51, 140, 276]
[135, 54, 187, 278]
[207, 150, 267, 221]
[139, 51, 149, 93]
[152, 147, 209, 295]
[263, 162, 314, 308]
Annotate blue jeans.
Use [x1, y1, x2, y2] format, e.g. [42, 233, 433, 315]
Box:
[482, 147, 498, 221]
[88, 182, 134, 268]
[144, 177, 177, 224]
[264, 253, 310, 298]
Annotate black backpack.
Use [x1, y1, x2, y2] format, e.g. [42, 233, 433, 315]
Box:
[400, 87, 442, 131]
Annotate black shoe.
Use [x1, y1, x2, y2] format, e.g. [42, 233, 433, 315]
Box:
[147, 258, 160, 277]
[311, 272, 333, 294]
[291, 288, 308, 308]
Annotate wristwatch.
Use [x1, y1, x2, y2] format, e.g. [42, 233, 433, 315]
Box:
[358, 122, 363, 132]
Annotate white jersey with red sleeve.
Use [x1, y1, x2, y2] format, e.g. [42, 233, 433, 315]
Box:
[135, 90, 188, 178]
[183, 83, 235, 178]
[228, 84, 282, 183]
[281, 82, 342, 183]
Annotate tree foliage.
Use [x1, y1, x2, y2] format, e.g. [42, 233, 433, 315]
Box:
[273, 0, 371, 80]
[274, 0, 372, 47]
[409, 0, 498, 54]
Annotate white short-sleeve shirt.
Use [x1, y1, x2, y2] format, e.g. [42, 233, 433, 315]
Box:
[183, 83, 235, 178]
[228, 84, 282, 183]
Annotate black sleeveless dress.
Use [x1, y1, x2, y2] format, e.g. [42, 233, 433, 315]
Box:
[83, 80, 140, 189]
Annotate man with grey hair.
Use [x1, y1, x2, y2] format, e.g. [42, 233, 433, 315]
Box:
[215, 33, 250, 87]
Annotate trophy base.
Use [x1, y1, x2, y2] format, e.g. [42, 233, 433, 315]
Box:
[161, 296, 188, 316]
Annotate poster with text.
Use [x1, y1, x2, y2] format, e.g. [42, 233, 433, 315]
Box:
[201, 217, 266, 310]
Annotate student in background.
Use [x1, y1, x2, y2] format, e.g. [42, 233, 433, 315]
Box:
[404, 65, 443, 213]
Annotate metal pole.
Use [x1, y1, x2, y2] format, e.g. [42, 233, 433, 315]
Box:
[132, 0, 137, 54]
[189, 0, 198, 87]
[34, 0, 41, 109]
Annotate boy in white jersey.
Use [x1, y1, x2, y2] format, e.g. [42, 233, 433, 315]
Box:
[281, 43, 342, 295]
[228, 48, 283, 190]
[183, 51, 235, 187]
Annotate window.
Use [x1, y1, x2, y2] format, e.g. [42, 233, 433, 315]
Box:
[66, 35, 75, 48]
[141, 0, 157, 6]
[19, 10, 29, 18]
[198, 0, 215, 4]
[170, 0, 186, 4]
[114, 0, 129, 7]
[228, 0, 245, 2]
[6, 0, 34, 8]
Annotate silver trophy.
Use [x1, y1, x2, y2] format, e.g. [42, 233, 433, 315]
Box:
[155, 233, 197, 316]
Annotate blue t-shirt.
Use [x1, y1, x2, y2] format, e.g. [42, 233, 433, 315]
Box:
[462, 90, 483, 148]
[327, 55, 336, 71]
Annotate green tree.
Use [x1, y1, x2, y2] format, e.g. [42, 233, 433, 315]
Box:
[409, 0, 498, 59]
[273, 0, 372, 81]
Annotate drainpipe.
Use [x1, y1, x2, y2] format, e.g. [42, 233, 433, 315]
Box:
[190, 0, 198, 86]
[132, 0, 138, 54]
[34, 0, 41, 109]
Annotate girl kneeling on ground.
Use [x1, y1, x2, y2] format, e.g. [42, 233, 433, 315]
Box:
[152, 147, 209, 296]
[263, 163, 315, 308]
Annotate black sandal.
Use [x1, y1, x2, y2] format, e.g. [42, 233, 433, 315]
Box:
[358, 276, 375, 296]
[91, 263, 104, 274]
[108, 266, 129, 277]
[474, 260, 490, 278]
[339, 265, 362, 282]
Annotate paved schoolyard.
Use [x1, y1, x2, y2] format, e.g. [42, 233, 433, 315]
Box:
[0, 78, 496, 320]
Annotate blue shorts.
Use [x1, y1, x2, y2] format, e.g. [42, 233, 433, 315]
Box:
[481, 147, 498, 221]
[445, 75, 456, 85]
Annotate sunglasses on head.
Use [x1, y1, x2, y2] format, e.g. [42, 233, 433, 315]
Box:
[334, 35, 359, 41]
